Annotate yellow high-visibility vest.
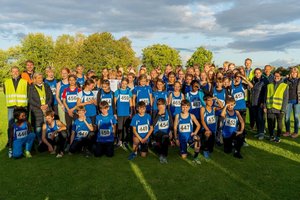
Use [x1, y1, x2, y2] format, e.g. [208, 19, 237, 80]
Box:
[266, 82, 287, 110]
[4, 78, 28, 107]
[35, 84, 46, 105]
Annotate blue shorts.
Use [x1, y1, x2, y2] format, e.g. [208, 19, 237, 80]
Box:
[179, 134, 193, 155]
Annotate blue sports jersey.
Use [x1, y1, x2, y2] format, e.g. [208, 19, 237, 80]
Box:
[133, 86, 152, 112]
[99, 89, 114, 115]
[78, 90, 97, 117]
[231, 81, 246, 110]
[115, 88, 132, 116]
[222, 110, 238, 138]
[177, 113, 193, 142]
[13, 122, 29, 141]
[130, 113, 152, 139]
[76, 75, 85, 88]
[59, 81, 69, 101]
[64, 87, 80, 111]
[96, 114, 117, 143]
[72, 117, 92, 141]
[152, 90, 168, 111]
[169, 92, 182, 117]
[186, 91, 201, 119]
[166, 83, 174, 94]
[45, 120, 60, 140]
[213, 87, 226, 115]
[203, 108, 217, 133]
[153, 110, 170, 135]
[44, 79, 58, 105]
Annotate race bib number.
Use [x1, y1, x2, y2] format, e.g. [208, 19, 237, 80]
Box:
[51, 87, 56, 95]
[172, 99, 181, 107]
[47, 132, 54, 139]
[192, 101, 201, 109]
[207, 116, 216, 124]
[120, 94, 130, 102]
[102, 98, 112, 106]
[234, 92, 244, 101]
[78, 131, 88, 138]
[225, 118, 237, 127]
[138, 125, 149, 134]
[139, 98, 149, 105]
[84, 96, 94, 102]
[100, 129, 110, 137]
[67, 94, 78, 103]
[158, 120, 169, 130]
[16, 130, 27, 139]
[179, 123, 191, 133]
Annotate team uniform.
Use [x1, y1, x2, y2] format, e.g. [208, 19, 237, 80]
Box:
[97, 89, 115, 115]
[130, 113, 152, 152]
[78, 90, 97, 123]
[10, 121, 35, 158]
[169, 92, 183, 118]
[152, 90, 168, 114]
[76, 75, 85, 89]
[44, 79, 58, 116]
[177, 113, 194, 155]
[133, 86, 152, 113]
[201, 108, 216, 153]
[95, 114, 117, 157]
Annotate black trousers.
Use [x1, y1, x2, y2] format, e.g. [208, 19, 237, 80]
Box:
[267, 112, 284, 137]
[223, 133, 243, 154]
[94, 142, 114, 157]
[69, 137, 93, 153]
[251, 106, 265, 134]
[153, 131, 170, 157]
[38, 131, 67, 153]
[201, 131, 215, 153]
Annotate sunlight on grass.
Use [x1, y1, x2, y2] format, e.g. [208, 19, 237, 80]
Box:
[130, 162, 157, 200]
[247, 139, 300, 163]
[280, 139, 300, 148]
[208, 158, 271, 200]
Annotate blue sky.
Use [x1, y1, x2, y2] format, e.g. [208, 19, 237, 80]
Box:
[1, 0, 300, 67]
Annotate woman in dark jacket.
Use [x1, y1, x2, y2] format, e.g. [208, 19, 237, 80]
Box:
[283, 67, 300, 138]
[29, 72, 53, 142]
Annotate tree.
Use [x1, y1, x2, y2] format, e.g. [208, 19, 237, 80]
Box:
[186, 47, 213, 70]
[142, 44, 181, 71]
[77, 32, 138, 73]
[20, 33, 54, 72]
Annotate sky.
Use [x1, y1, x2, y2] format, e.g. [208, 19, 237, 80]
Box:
[1, 0, 300, 67]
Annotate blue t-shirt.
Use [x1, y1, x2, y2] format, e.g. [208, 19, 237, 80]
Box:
[222, 111, 238, 138]
[44, 79, 58, 105]
[133, 85, 152, 112]
[13, 122, 29, 141]
[130, 113, 152, 139]
[96, 114, 117, 143]
[45, 120, 60, 140]
[152, 90, 168, 111]
[78, 90, 97, 117]
[115, 88, 132, 116]
[72, 117, 92, 141]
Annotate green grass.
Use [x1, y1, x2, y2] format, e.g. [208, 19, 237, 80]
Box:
[0, 93, 299, 200]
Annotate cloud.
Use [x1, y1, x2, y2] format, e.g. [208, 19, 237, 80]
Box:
[270, 58, 298, 67]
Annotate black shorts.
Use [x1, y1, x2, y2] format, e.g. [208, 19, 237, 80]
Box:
[95, 142, 114, 157]
[140, 143, 149, 153]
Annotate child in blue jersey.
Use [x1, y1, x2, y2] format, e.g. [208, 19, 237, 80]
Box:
[220, 97, 245, 159]
[77, 79, 97, 124]
[45, 66, 58, 118]
[128, 101, 154, 160]
[185, 80, 205, 120]
[231, 72, 253, 146]
[166, 71, 176, 94]
[182, 74, 193, 95]
[152, 79, 168, 116]
[97, 79, 115, 116]
[38, 110, 67, 158]
[152, 98, 173, 164]
[76, 64, 86, 89]
[174, 100, 201, 164]
[8, 107, 35, 158]
[56, 67, 70, 125]
[62, 75, 81, 147]
[168, 81, 184, 119]
[132, 74, 153, 114]
[200, 95, 223, 159]
[213, 79, 227, 146]
[114, 78, 133, 147]
[95, 101, 117, 157]
[69, 106, 94, 156]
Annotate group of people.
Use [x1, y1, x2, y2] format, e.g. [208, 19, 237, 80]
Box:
[3, 58, 299, 164]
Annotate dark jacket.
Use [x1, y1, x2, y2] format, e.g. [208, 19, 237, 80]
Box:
[251, 76, 268, 106]
[29, 83, 53, 126]
[284, 78, 300, 103]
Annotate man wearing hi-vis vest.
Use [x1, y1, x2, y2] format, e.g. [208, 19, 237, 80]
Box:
[3, 66, 28, 145]
[265, 70, 289, 143]
[28, 72, 53, 142]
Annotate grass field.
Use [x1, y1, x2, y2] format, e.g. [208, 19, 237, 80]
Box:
[0, 93, 299, 200]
